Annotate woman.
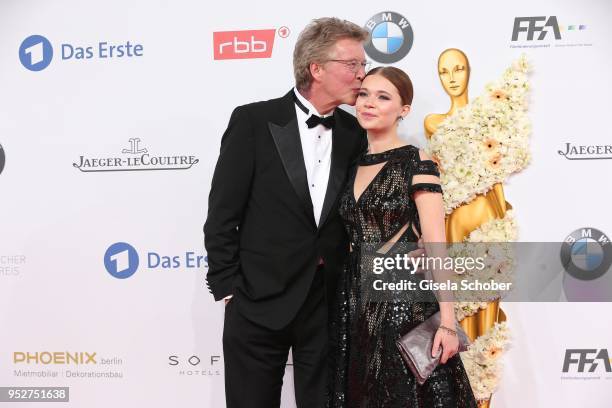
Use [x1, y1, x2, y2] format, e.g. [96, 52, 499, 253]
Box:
[328, 67, 477, 407]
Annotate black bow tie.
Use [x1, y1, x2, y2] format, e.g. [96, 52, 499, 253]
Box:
[306, 114, 335, 129]
[293, 91, 336, 130]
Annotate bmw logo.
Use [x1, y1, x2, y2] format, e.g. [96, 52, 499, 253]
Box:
[560, 228, 612, 281]
[364, 11, 414, 64]
[0, 143, 4, 175]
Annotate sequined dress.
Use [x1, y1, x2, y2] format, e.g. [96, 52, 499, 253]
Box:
[328, 145, 477, 408]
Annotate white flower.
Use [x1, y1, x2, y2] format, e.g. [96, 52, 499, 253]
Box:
[460, 322, 512, 399]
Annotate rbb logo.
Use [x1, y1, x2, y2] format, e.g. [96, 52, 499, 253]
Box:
[562, 349, 612, 373]
[512, 16, 561, 41]
[213, 29, 275, 60]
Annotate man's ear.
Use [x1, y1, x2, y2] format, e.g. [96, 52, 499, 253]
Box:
[310, 62, 323, 82]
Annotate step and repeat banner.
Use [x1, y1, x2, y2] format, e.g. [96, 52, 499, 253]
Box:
[1, 0, 611, 406]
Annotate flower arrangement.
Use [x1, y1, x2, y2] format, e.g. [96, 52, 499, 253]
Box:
[460, 322, 511, 401]
[427, 54, 532, 214]
[451, 210, 518, 320]
[426, 55, 532, 403]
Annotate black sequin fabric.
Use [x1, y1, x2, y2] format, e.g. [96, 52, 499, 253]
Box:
[328, 145, 477, 408]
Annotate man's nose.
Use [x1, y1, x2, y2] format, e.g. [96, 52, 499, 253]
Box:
[356, 66, 366, 81]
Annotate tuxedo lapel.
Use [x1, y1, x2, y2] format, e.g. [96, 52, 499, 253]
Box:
[318, 111, 352, 229]
[268, 92, 316, 225]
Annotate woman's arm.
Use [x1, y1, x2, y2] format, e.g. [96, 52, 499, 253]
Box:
[413, 149, 459, 363]
[413, 187, 456, 327]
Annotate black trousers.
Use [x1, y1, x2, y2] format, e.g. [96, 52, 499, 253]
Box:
[223, 266, 328, 408]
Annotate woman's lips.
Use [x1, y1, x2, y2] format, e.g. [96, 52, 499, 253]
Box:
[359, 112, 377, 119]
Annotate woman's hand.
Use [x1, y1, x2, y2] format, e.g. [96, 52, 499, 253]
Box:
[432, 326, 459, 364]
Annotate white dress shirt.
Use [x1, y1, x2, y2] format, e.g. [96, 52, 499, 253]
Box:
[293, 88, 333, 226]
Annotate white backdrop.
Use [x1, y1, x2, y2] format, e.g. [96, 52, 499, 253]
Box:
[1, 0, 611, 406]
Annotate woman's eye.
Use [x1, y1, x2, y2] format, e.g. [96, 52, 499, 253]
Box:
[378, 95, 390, 101]
[358, 91, 368, 97]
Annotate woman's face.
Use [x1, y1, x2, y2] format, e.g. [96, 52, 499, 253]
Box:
[438, 50, 469, 97]
[355, 74, 410, 131]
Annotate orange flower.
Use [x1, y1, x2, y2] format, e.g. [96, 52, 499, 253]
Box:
[485, 346, 502, 360]
[483, 138, 500, 151]
[490, 89, 507, 101]
[488, 153, 502, 169]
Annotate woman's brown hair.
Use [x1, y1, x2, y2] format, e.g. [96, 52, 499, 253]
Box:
[365, 66, 414, 106]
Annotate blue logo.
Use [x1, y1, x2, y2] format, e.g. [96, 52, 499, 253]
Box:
[19, 35, 53, 71]
[103, 241, 208, 280]
[364, 12, 414, 64]
[561, 228, 611, 281]
[570, 239, 604, 271]
[104, 242, 139, 279]
[371, 22, 404, 54]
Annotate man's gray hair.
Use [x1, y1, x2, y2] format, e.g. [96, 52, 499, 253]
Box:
[293, 17, 369, 91]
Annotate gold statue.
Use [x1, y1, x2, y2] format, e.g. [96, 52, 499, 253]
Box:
[424, 48, 511, 243]
[426, 48, 512, 408]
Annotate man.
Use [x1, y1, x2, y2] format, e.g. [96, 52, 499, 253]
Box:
[204, 18, 368, 408]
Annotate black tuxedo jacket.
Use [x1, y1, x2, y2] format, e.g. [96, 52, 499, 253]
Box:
[204, 90, 366, 329]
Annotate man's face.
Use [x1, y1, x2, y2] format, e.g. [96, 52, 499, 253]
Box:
[318, 38, 366, 106]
